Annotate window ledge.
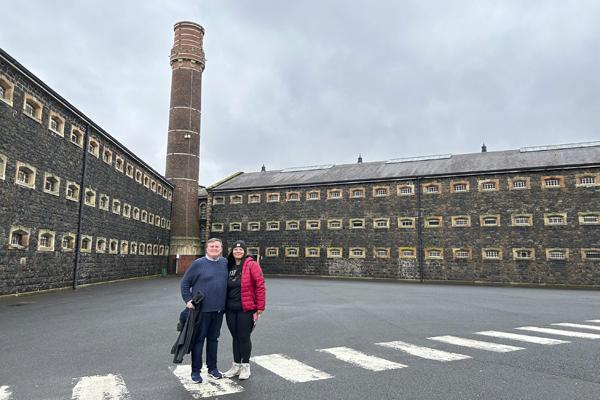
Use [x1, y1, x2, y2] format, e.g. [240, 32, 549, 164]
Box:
[23, 112, 42, 124]
[15, 181, 35, 190]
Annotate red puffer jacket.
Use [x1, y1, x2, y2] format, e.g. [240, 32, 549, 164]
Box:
[241, 257, 266, 312]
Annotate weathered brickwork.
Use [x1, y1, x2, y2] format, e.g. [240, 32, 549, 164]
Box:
[0, 51, 173, 295]
[209, 168, 600, 286]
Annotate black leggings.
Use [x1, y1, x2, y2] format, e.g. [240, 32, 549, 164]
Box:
[225, 309, 255, 363]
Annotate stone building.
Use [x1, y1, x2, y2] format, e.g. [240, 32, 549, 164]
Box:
[207, 144, 600, 286]
[0, 48, 173, 295]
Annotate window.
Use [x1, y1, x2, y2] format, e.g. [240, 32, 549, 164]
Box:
[306, 220, 321, 230]
[43, 173, 60, 196]
[349, 247, 366, 258]
[373, 186, 389, 197]
[140, 210, 148, 222]
[246, 247, 258, 257]
[199, 203, 207, 219]
[509, 177, 530, 190]
[327, 189, 342, 199]
[98, 194, 109, 210]
[425, 248, 443, 259]
[579, 212, 600, 225]
[327, 219, 342, 229]
[66, 182, 80, 201]
[150, 180, 156, 192]
[480, 215, 500, 227]
[0, 75, 15, 106]
[451, 181, 469, 193]
[84, 188, 96, 206]
[158, 185, 163, 196]
[285, 247, 299, 257]
[159, 245, 165, 256]
[306, 190, 320, 200]
[267, 193, 280, 202]
[511, 214, 533, 226]
[152, 244, 159, 255]
[86, 138, 100, 157]
[23, 94, 43, 121]
[424, 183, 441, 194]
[576, 174, 599, 187]
[230, 195, 243, 204]
[109, 239, 119, 254]
[15, 162, 36, 189]
[167, 191, 173, 201]
[482, 248, 502, 260]
[112, 199, 121, 214]
[103, 148, 113, 164]
[285, 220, 300, 230]
[94, 237, 106, 253]
[248, 194, 261, 203]
[305, 247, 320, 257]
[61, 233, 76, 252]
[286, 191, 301, 201]
[126, 163, 134, 178]
[479, 179, 499, 192]
[266, 221, 280, 231]
[80, 235, 92, 253]
[425, 217, 442, 228]
[451, 216, 470, 227]
[143, 175, 150, 188]
[327, 247, 343, 258]
[373, 218, 390, 229]
[350, 188, 365, 198]
[148, 213, 155, 224]
[453, 248, 471, 260]
[122, 204, 131, 218]
[213, 196, 225, 205]
[266, 247, 279, 257]
[130, 242, 137, 255]
[70, 127, 84, 147]
[399, 247, 416, 259]
[166, 220, 171, 230]
[48, 112, 65, 136]
[397, 184, 414, 196]
[374, 247, 390, 258]
[350, 219, 365, 229]
[545, 248, 568, 260]
[138, 243, 145, 255]
[211, 223, 224, 232]
[114, 156, 124, 172]
[544, 213, 567, 226]
[8, 226, 30, 250]
[160, 218, 166, 228]
[0, 153, 6, 180]
[248, 222, 261, 231]
[513, 248, 534, 260]
[37, 230, 55, 251]
[542, 176, 564, 189]
[133, 207, 140, 220]
[135, 169, 142, 183]
[120, 240, 129, 255]
[398, 217, 416, 228]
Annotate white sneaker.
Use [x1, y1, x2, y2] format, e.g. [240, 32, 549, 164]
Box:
[223, 362, 241, 378]
[238, 363, 251, 380]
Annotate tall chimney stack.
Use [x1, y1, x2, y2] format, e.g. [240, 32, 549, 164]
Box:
[165, 21, 206, 273]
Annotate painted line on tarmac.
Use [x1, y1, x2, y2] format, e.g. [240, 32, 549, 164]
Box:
[317, 346, 407, 371]
[552, 323, 600, 332]
[0, 386, 11, 400]
[376, 340, 471, 361]
[171, 365, 243, 398]
[428, 336, 525, 352]
[251, 354, 333, 383]
[516, 327, 600, 339]
[476, 331, 569, 345]
[585, 319, 600, 323]
[71, 374, 129, 400]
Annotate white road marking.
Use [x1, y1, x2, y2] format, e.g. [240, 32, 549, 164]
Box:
[317, 346, 407, 371]
[0, 386, 11, 400]
[476, 331, 569, 345]
[516, 326, 600, 339]
[376, 340, 471, 361]
[71, 374, 129, 400]
[171, 365, 244, 399]
[552, 323, 600, 332]
[251, 354, 333, 383]
[585, 319, 600, 323]
[428, 336, 525, 352]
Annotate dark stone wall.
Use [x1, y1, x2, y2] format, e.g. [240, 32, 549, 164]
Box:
[209, 170, 600, 286]
[0, 58, 172, 295]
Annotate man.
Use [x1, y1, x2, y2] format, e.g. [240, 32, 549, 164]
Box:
[180, 238, 228, 383]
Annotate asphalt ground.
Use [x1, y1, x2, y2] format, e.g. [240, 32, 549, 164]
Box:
[0, 276, 599, 399]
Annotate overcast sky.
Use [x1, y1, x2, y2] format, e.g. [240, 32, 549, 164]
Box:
[2, 1, 599, 185]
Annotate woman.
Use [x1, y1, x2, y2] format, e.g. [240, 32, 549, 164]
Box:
[223, 240, 266, 380]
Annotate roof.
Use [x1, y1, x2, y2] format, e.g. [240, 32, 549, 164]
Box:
[212, 142, 600, 191]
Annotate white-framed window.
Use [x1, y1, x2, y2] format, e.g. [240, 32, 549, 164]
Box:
[425, 248, 443, 259]
[0, 153, 6, 181]
[286, 191, 301, 201]
[160, 218, 166, 228]
[424, 183, 441, 194]
[133, 207, 140, 220]
[122, 203, 131, 218]
[453, 248, 471, 260]
[399, 247, 416, 259]
[544, 213, 567, 226]
[480, 215, 500, 227]
[576, 175, 597, 187]
[511, 214, 533, 226]
[230, 195, 243, 204]
[103, 148, 113, 165]
[48, 112, 65, 136]
[84, 188, 96, 206]
[513, 248, 535, 260]
[148, 213, 155, 225]
[327, 189, 342, 199]
[96, 237, 107, 253]
[373, 186, 389, 197]
[15, 162, 36, 189]
[99, 194, 109, 211]
[248, 222, 261, 231]
[213, 196, 225, 205]
[451, 216, 470, 227]
[211, 223, 224, 232]
[482, 248, 502, 260]
[0, 75, 15, 106]
[140, 210, 148, 223]
[135, 169, 142, 183]
[267, 193, 280, 202]
[542, 176, 564, 188]
[350, 218, 365, 229]
[285, 247, 299, 257]
[327, 247, 343, 258]
[479, 179, 499, 192]
[112, 199, 121, 214]
[349, 247, 366, 258]
[8, 226, 30, 250]
[150, 180, 156, 192]
[152, 244, 159, 255]
[285, 220, 300, 230]
[114, 156, 124, 172]
[451, 181, 469, 193]
[397, 184, 414, 196]
[80, 235, 93, 253]
[65, 182, 80, 202]
[306, 190, 320, 200]
[109, 239, 119, 254]
[143, 174, 150, 188]
[138, 243, 146, 256]
[120, 240, 129, 255]
[126, 163, 134, 178]
[545, 248, 568, 260]
[43, 172, 60, 196]
[306, 220, 321, 230]
[61, 233, 76, 252]
[266, 247, 279, 257]
[37, 229, 55, 251]
[70, 127, 84, 148]
[373, 218, 390, 229]
[159, 245, 165, 256]
[266, 221, 280, 231]
[23, 94, 43, 122]
[327, 219, 343, 229]
[350, 188, 365, 198]
[229, 222, 242, 232]
[305, 247, 320, 257]
[374, 247, 390, 258]
[510, 177, 530, 190]
[425, 216, 442, 228]
[88, 137, 100, 157]
[130, 242, 138, 255]
[248, 194, 261, 203]
[398, 217, 416, 228]
[579, 212, 600, 225]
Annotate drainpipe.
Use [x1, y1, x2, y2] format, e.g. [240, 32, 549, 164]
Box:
[415, 177, 424, 283]
[165, 195, 174, 276]
[72, 124, 90, 289]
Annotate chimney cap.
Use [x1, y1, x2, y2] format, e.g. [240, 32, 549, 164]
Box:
[481, 143, 487, 153]
[357, 154, 363, 163]
[261, 164, 266, 172]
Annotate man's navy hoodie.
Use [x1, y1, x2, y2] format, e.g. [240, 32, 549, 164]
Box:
[180, 256, 228, 312]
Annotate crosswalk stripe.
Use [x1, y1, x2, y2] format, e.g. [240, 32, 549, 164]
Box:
[516, 327, 600, 339]
[317, 346, 407, 371]
[585, 320, 600, 323]
[251, 354, 333, 383]
[71, 374, 129, 400]
[552, 323, 600, 332]
[171, 365, 243, 398]
[0, 386, 11, 400]
[476, 331, 569, 345]
[376, 340, 471, 361]
[428, 336, 525, 352]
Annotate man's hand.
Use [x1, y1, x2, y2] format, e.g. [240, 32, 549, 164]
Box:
[186, 300, 195, 309]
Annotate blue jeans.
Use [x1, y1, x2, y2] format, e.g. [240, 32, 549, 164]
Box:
[191, 311, 224, 372]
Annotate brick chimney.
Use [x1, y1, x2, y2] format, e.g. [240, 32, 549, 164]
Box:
[165, 21, 206, 274]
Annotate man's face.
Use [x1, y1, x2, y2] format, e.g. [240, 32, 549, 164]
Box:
[206, 241, 222, 258]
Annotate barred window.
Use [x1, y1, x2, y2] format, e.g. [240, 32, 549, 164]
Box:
[230, 195, 243, 204]
[481, 215, 500, 226]
[483, 249, 501, 259]
[9, 226, 30, 250]
[512, 179, 527, 189]
[425, 184, 440, 194]
[70, 127, 84, 147]
[305, 247, 320, 257]
[351, 188, 365, 198]
[84, 189, 96, 206]
[15, 162, 36, 189]
[425, 248, 443, 259]
[453, 249, 470, 259]
[451, 216, 470, 227]
[398, 218, 415, 228]
[267, 193, 280, 202]
[327, 248, 343, 258]
[513, 249, 534, 260]
[66, 182, 80, 201]
[350, 219, 365, 229]
[397, 184, 414, 195]
[286, 191, 301, 201]
[327, 189, 342, 199]
[285, 247, 299, 257]
[581, 249, 600, 261]
[49, 113, 65, 135]
[248, 222, 261, 231]
[481, 181, 497, 191]
[544, 213, 566, 225]
[229, 222, 242, 232]
[349, 247, 366, 258]
[266, 247, 279, 257]
[373, 187, 389, 197]
[543, 177, 563, 188]
[61, 234, 75, 251]
[453, 183, 468, 192]
[248, 194, 261, 203]
[374, 248, 390, 258]
[578, 176, 596, 186]
[399, 247, 416, 259]
[211, 223, 224, 232]
[96, 237, 107, 253]
[112, 199, 121, 214]
[286, 220, 300, 230]
[43, 173, 60, 196]
[115, 156, 124, 172]
[546, 249, 567, 260]
[425, 217, 442, 228]
[213, 196, 225, 205]
[373, 218, 390, 229]
[306, 220, 321, 230]
[80, 236, 93, 253]
[266, 221, 280, 231]
[38, 231, 55, 250]
[579, 213, 600, 225]
[512, 215, 533, 226]
[103, 148, 113, 164]
[306, 190, 320, 200]
[327, 219, 342, 229]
